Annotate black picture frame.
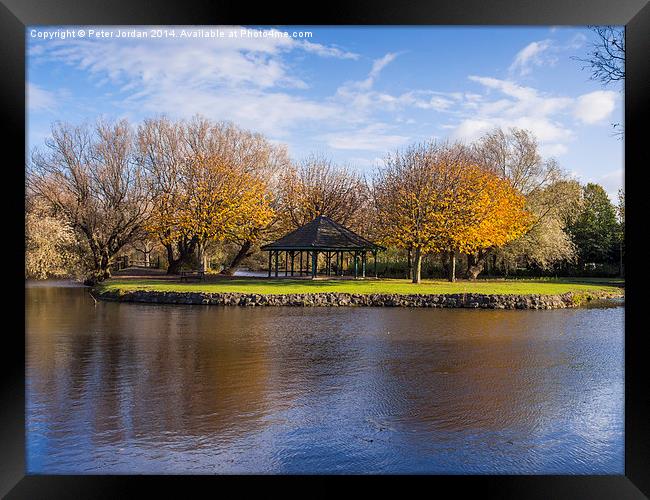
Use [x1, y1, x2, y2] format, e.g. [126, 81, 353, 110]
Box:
[2, 0, 648, 496]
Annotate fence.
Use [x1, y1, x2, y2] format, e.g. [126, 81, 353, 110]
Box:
[111, 255, 161, 272]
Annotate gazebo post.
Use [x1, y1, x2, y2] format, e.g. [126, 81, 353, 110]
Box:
[312, 251, 318, 278]
[354, 252, 358, 279]
[362, 251, 366, 278]
[299, 251, 303, 276]
[290, 251, 295, 276]
[274, 250, 279, 277]
[373, 250, 378, 278]
[285, 251, 288, 276]
[267, 251, 272, 278]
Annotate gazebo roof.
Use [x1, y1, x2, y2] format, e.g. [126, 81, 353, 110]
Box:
[261, 215, 383, 251]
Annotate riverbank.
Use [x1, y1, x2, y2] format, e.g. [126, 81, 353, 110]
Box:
[94, 277, 623, 309]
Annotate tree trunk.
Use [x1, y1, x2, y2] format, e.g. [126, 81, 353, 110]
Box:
[166, 251, 181, 274]
[412, 247, 422, 284]
[442, 250, 450, 277]
[85, 249, 112, 285]
[448, 251, 457, 282]
[221, 241, 253, 276]
[98, 249, 112, 280]
[407, 248, 413, 280]
[165, 238, 196, 275]
[197, 241, 207, 273]
[466, 250, 487, 280]
[165, 243, 183, 275]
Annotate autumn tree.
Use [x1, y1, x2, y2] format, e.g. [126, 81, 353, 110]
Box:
[138, 117, 191, 274]
[450, 166, 532, 280]
[25, 195, 84, 279]
[373, 141, 530, 283]
[496, 179, 581, 274]
[28, 120, 152, 283]
[373, 143, 457, 283]
[471, 128, 562, 196]
[139, 116, 288, 274]
[277, 155, 370, 232]
[468, 127, 574, 278]
[182, 116, 290, 274]
[146, 153, 274, 273]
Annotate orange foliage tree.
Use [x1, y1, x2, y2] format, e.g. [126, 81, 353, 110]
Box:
[147, 154, 274, 273]
[444, 165, 532, 281]
[373, 142, 531, 283]
[139, 116, 288, 275]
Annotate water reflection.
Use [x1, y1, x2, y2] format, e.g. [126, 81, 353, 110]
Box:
[26, 285, 624, 474]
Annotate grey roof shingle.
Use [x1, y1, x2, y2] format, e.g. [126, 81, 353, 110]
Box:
[261, 215, 383, 251]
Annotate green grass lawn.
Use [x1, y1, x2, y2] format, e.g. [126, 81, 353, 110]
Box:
[98, 276, 624, 296]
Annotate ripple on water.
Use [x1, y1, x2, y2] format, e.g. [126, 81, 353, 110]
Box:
[26, 286, 624, 474]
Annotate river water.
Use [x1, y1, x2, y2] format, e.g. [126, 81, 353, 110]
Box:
[25, 283, 624, 474]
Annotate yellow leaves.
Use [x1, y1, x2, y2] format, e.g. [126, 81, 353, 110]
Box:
[147, 153, 275, 245]
[443, 165, 533, 255]
[375, 160, 532, 256]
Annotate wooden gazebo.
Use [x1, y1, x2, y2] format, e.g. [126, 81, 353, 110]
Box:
[261, 215, 384, 278]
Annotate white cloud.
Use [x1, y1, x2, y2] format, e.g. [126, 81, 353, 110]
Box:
[509, 39, 555, 76]
[322, 123, 410, 151]
[368, 53, 398, 80]
[349, 52, 399, 91]
[450, 76, 574, 143]
[30, 27, 363, 137]
[573, 91, 617, 124]
[47, 32, 305, 91]
[450, 119, 494, 142]
[27, 83, 58, 112]
[334, 53, 462, 115]
[301, 41, 359, 60]
[539, 143, 568, 157]
[509, 34, 588, 78]
[468, 76, 538, 101]
[510, 116, 570, 142]
[131, 86, 339, 137]
[567, 32, 588, 50]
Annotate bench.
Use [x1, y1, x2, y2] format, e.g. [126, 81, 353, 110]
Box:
[179, 270, 205, 282]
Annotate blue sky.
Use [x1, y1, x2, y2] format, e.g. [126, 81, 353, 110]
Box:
[27, 26, 624, 200]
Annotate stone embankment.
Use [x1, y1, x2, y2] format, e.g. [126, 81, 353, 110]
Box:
[95, 289, 623, 309]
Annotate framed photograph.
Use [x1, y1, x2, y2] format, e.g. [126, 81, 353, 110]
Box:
[3, 0, 648, 496]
